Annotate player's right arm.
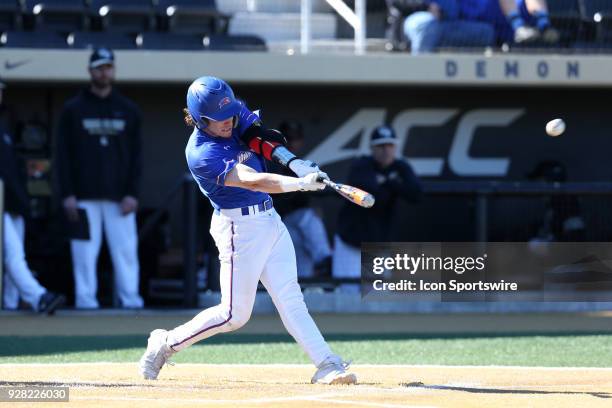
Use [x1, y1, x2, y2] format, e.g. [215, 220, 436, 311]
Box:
[225, 164, 325, 194]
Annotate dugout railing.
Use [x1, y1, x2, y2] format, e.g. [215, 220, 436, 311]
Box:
[423, 181, 612, 242]
[299, 180, 612, 292]
[144, 180, 612, 305]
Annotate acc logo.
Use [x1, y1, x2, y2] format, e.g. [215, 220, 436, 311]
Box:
[306, 108, 525, 177]
[218, 97, 231, 110]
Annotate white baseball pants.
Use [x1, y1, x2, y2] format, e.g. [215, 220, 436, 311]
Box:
[166, 207, 333, 366]
[71, 200, 143, 309]
[2, 213, 46, 310]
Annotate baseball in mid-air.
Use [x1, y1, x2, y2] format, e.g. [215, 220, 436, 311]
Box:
[546, 118, 565, 137]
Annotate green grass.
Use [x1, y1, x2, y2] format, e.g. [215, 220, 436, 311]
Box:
[2, 333, 612, 367]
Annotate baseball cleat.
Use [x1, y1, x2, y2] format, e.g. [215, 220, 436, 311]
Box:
[514, 26, 540, 44]
[311, 355, 357, 385]
[37, 292, 66, 315]
[138, 329, 175, 380]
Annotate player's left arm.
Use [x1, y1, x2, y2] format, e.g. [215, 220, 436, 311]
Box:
[239, 120, 328, 180]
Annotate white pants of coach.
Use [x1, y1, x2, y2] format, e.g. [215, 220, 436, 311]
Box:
[71, 200, 143, 309]
[2, 213, 46, 310]
[283, 208, 332, 278]
[331, 234, 361, 293]
[166, 207, 333, 367]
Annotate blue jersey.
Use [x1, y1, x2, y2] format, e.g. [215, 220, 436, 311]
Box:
[185, 105, 270, 210]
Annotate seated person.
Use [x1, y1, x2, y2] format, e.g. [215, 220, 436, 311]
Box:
[404, 0, 559, 54]
[462, 0, 559, 45]
[385, 0, 431, 51]
[404, 0, 495, 54]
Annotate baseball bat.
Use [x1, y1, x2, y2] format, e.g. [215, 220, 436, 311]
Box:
[319, 178, 375, 208]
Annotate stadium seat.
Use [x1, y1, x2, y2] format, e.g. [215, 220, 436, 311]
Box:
[0, 30, 68, 48]
[137, 32, 205, 50]
[90, 0, 155, 33]
[205, 34, 267, 51]
[580, 0, 612, 43]
[228, 12, 336, 42]
[156, 0, 227, 35]
[216, 0, 331, 14]
[25, 0, 88, 32]
[67, 30, 137, 49]
[547, 0, 583, 45]
[339, 0, 387, 12]
[0, 0, 23, 31]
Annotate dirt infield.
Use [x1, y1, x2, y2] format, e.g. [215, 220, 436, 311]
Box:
[1, 363, 611, 408]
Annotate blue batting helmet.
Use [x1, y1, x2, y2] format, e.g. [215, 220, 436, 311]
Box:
[186, 76, 242, 129]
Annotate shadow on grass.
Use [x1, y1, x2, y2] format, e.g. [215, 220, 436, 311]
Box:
[404, 382, 612, 399]
[0, 332, 610, 357]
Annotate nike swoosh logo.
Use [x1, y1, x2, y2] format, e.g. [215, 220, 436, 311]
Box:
[5, 59, 30, 70]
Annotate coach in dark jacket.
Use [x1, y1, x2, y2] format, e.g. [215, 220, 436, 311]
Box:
[55, 48, 143, 309]
[332, 125, 422, 286]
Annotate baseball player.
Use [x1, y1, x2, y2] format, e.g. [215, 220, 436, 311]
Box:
[139, 76, 356, 385]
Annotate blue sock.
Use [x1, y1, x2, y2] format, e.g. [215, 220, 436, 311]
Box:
[533, 11, 551, 31]
[508, 11, 526, 31]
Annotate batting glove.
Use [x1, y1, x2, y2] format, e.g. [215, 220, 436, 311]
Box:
[298, 172, 327, 191]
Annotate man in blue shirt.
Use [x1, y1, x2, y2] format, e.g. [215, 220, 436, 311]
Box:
[139, 76, 356, 385]
[404, 0, 558, 54]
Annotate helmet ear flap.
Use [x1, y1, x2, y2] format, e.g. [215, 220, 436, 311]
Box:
[199, 116, 210, 130]
[233, 115, 239, 128]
